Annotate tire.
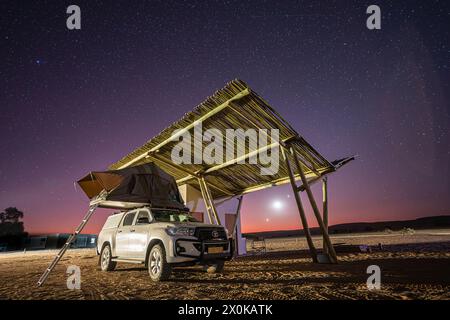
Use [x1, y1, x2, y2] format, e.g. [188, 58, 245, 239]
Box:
[205, 260, 225, 274]
[100, 244, 116, 271]
[148, 244, 171, 281]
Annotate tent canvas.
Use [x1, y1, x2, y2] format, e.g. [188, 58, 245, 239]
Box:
[77, 162, 186, 210]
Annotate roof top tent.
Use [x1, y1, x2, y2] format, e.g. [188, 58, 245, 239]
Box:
[37, 79, 354, 286]
[77, 162, 187, 210]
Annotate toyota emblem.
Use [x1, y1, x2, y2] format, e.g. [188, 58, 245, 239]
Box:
[212, 230, 219, 238]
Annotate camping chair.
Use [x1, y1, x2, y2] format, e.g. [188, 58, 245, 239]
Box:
[251, 237, 266, 255]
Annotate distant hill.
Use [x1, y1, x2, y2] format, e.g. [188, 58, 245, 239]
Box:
[243, 215, 450, 239]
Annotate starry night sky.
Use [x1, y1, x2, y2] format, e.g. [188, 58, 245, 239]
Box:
[1, 0, 449, 234]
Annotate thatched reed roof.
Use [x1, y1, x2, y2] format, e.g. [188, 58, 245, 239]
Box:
[109, 79, 353, 199]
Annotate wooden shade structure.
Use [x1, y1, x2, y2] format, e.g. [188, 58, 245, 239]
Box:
[109, 79, 354, 263]
[38, 79, 354, 288]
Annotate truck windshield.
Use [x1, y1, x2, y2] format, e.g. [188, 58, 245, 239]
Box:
[151, 210, 199, 223]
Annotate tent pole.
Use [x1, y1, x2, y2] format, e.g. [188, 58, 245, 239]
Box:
[200, 177, 221, 225]
[322, 177, 329, 254]
[281, 147, 318, 263]
[197, 178, 214, 224]
[290, 147, 338, 263]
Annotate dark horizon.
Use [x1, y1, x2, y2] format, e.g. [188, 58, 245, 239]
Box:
[1, 1, 449, 235]
[242, 214, 450, 236]
[25, 213, 450, 236]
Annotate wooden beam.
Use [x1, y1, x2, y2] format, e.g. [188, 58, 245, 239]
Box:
[242, 103, 330, 171]
[203, 142, 279, 175]
[290, 146, 338, 263]
[281, 147, 318, 263]
[117, 88, 251, 169]
[175, 172, 237, 197]
[146, 153, 234, 197]
[215, 195, 235, 207]
[296, 167, 335, 192]
[228, 102, 320, 175]
[177, 164, 332, 200]
[236, 167, 332, 196]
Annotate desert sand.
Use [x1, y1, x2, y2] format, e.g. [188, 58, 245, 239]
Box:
[0, 229, 449, 300]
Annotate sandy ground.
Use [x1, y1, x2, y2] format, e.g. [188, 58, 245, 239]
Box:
[0, 229, 449, 300]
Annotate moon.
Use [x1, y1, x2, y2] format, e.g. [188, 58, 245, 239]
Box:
[272, 200, 283, 210]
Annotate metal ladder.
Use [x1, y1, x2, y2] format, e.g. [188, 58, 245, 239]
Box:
[37, 203, 99, 287]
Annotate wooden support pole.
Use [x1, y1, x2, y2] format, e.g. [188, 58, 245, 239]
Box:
[232, 196, 244, 257]
[232, 196, 243, 238]
[290, 147, 338, 264]
[197, 178, 214, 224]
[322, 177, 328, 253]
[281, 147, 318, 263]
[201, 177, 221, 225]
[199, 177, 221, 225]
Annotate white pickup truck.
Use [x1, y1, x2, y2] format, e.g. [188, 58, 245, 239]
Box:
[97, 207, 232, 281]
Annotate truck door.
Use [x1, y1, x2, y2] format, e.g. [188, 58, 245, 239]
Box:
[128, 210, 151, 260]
[115, 211, 137, 258]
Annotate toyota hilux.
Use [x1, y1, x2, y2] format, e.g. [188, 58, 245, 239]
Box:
[97, 207, 232, 281]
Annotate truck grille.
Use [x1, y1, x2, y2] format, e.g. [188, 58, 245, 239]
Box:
[195, 227, 227, 241]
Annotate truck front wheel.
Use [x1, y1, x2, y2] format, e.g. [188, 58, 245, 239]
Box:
[100, 244, 116, 271]
[148, 244, 171, 281]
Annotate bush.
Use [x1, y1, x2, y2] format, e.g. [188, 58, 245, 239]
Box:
[401, 227, 415, 235]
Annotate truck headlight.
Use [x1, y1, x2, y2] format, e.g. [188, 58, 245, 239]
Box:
[166, 226, 196, 237]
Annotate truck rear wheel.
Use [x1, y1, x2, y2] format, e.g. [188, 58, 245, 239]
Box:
[100, 244, 116, 271]
[148, 244, 171, 281]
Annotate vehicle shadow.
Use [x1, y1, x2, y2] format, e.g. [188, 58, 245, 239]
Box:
[167, 257, 450, 286]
